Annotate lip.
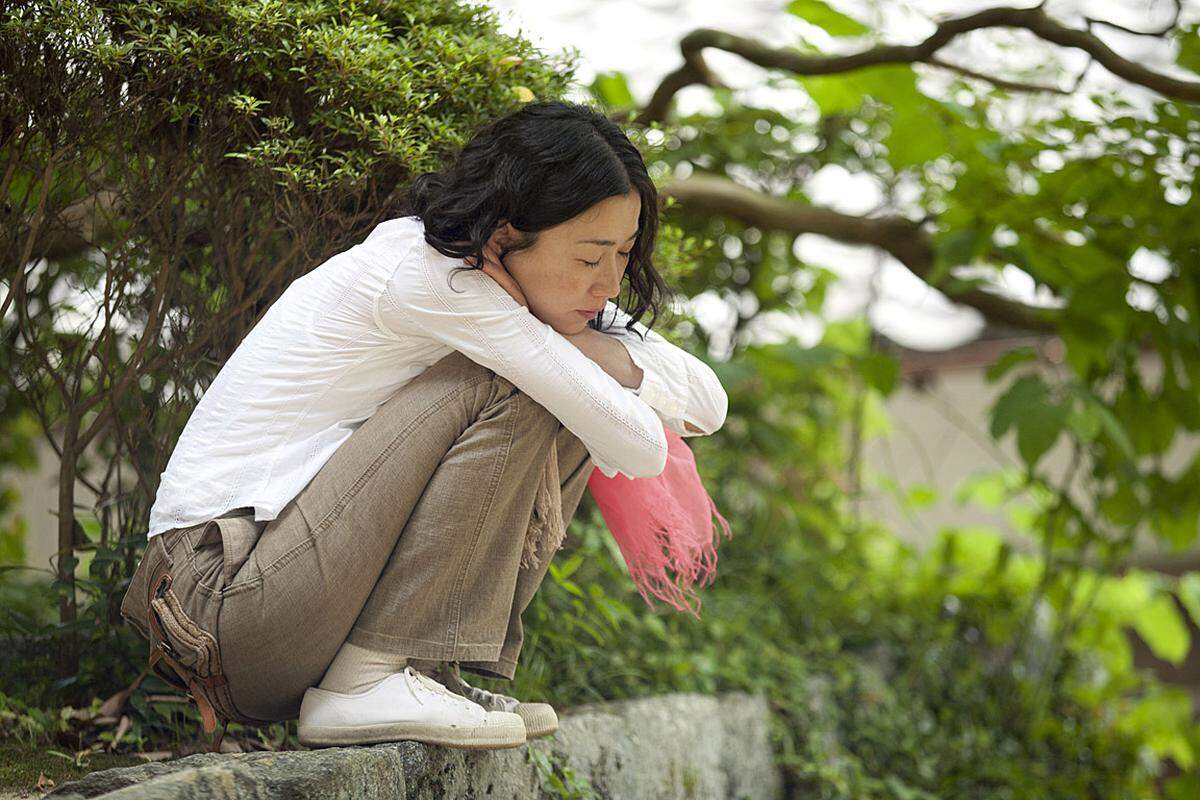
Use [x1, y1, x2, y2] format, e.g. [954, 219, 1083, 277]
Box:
[575, 308, 602, 318]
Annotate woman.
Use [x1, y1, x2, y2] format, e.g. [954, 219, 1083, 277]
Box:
[120, 100, 728, 751]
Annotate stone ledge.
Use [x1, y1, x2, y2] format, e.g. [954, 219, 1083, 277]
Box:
[46, 691, 782, 800]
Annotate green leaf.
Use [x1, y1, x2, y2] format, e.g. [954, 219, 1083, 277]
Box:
[1115, 383, 1179, 456]
[785, 0, 870, 36]
[1175, 23, 1200, 74]
[1065, 400, 1103, 441]
[906, 483, 937, 509]
[1098, 481, 1141, 526]
[1018, 404, 1065, 469]
[1115, 685, 1196, 769]
[1133, 593, 1191, 667]
[941, 526, 1004, 577]
[1096, 570, 1154, 623]
[1177, 573, 1200, 629]
[590, 71, 634, 109]
[860, 351, 899, 395]
[989, 375, 1066, 469]
[1162, 357, 1200, 429]
[556, 552, 584, 581]
[935, 226, 984, 269]
[1156, 505, 1200, 551]
[985, 346, 1038, 383]
[1092, 400, 1138, 461]
[1060, 322, 1113, 377]
[953, 470, 1016, 509]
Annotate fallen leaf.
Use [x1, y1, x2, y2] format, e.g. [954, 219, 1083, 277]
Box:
[111, 715, 131, 750]
[98, 677, 139, 718]
[146, 694, 189, 703]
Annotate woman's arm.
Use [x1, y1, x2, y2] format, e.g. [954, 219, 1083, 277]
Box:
[542, 322, 714, 434]
[562, 329, 701, 432]
[376, 229, 669, 479]
[471, 246, 715, 433]
[473, 245, 645, 391]
[561, 327, 644, 390]
[595, 301, 729, 438]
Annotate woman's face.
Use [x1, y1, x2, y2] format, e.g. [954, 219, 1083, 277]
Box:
[491, 191, 641, 335]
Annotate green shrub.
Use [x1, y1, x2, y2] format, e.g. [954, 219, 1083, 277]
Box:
[1, 0, 573, 701]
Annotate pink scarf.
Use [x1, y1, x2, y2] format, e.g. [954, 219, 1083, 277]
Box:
[585, 427, 732, 619]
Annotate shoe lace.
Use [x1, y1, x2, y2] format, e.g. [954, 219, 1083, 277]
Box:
[404, 665, 475, 709]
[438, 662, 520, 713]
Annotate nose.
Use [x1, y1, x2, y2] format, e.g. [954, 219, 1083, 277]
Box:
[591, 255, 625, 301]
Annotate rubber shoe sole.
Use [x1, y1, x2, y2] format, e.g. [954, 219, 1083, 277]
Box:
[516, 703, 558, 739]
[299, 710, 527, 750]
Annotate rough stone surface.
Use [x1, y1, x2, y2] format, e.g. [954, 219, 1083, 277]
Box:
[45, 690, 782, 799]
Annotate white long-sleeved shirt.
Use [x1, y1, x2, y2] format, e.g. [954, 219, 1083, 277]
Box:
[146, 215, 728, 539]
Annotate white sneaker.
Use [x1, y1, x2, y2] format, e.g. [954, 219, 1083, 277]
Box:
[297, 665, 527, 749]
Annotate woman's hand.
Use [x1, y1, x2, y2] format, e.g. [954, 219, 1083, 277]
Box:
[472, 241, 528, 308]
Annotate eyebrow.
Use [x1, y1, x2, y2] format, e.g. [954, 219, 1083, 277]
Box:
[576, 231, 639, 246]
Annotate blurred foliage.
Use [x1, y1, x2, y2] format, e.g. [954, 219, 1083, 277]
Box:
[3, 0, 1200, 798]
[508, 316, 1197, 799]
[583, 0, 1200, 795]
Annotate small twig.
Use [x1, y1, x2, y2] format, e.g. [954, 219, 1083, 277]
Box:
[926, 56, 1070, 95]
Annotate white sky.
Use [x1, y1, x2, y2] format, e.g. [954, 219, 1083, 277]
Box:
[481, 0, 1199, 355]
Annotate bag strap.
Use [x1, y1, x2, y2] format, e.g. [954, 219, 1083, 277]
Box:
[147, 573, 230, 753]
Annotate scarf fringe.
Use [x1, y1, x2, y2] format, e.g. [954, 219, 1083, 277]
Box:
[522, 427, 734, 621]
[623, 492, 732, 619]
[587, 427, 733, 619]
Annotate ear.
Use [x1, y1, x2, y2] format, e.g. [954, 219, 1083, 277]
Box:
[488, 220, 515, 249]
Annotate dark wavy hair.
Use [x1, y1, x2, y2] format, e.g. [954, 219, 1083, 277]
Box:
[402, 100, 670, 338]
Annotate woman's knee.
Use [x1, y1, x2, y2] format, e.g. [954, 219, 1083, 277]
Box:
[424, 350, 564, 438]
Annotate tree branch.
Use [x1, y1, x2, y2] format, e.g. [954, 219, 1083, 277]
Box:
[659, 172, 1057, 332]
[1085, 0, 1181, 38]
[638, 5, 1199, 124]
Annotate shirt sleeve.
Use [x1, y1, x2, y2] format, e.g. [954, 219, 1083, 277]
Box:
[596, 301, 729, 439]
[376, 239, 669, 480]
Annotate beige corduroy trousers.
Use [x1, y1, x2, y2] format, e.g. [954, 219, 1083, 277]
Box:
[121, 349, 594, 723]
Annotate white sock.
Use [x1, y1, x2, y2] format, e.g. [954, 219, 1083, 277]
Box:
[318, 642, 409, 695]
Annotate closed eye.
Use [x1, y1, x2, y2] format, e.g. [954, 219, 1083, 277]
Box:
[582, 251, 633, 268]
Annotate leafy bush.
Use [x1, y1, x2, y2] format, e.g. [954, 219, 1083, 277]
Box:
[1, 0, 573, 696]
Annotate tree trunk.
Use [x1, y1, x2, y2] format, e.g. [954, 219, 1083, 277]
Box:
[56, 422, 80, 679]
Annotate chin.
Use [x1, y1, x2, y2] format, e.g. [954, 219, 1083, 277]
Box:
[546, 317, 579, 336]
